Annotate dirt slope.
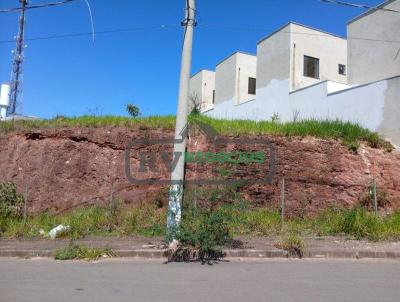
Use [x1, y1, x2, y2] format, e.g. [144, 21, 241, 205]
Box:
[0, 127, 399, 215]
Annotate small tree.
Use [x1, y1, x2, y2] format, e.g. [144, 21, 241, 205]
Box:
[126, 104, 141, 118]
[189, 93, 202, 115]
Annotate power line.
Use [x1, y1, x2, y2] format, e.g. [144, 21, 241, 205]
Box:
[0, 25, 179, 45]
[320, 0, 400, 13]
[0, 23, 398, 45]
[320, 0, 400, 61]
[198, 24, 400, 45]
[0, 0, 77, 13]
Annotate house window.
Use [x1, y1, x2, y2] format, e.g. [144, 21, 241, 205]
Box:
[339, 64, 346, 75]
[248, 77, 256, 95]
[304, 55, 319, 79]
[212, 90, 215, 104]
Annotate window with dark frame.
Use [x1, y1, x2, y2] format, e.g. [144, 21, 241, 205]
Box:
[339, 64, 346, 76]
[248, 77, 256, 95]
[303, 55, 320, 79]
[212, 90, 215, 104]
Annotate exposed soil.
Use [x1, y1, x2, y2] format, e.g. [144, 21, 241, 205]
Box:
[0, 126, 399, 215]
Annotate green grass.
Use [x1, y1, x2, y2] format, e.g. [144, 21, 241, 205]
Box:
[54, 244, 114, 261]
[0, 203, 166, 239]
[0, 114, 391, 150]
[200, 203, 400, 242]
[0, 115, 176, 132]
[191, 115, 392, 150]
[2, 202, 399, 242]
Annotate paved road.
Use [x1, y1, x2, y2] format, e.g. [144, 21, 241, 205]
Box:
[1, 259, 399, 302]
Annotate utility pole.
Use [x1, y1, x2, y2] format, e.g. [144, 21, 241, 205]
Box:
[167, 0, 196, 241]
[8, 0, 28, 116]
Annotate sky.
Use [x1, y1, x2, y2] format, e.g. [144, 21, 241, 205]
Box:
[0, 0, 384, 118]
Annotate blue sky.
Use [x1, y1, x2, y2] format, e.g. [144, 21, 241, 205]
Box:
[0, 0, 383, 118]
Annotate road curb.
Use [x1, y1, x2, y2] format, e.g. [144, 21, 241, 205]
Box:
[1, 248, 400, 260]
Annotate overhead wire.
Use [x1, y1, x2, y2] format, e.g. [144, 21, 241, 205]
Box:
[0, 23, 399, 45]
[320, 0, 400, 13]
[0, 25, 180, 45]
[0, 0, 77, 13]
[320, 0, 400, 59]
[0, 2, 398, 46]
[197, 24, 400, 45]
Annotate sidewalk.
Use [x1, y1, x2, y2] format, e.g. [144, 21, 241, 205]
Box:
[1, 236, 400, 259]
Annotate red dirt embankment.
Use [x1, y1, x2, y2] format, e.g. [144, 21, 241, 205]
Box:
[0, 126, 399, 215]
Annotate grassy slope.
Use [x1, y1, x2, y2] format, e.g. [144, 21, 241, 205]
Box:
[0, 114, 391, 149]
[0, 115, 176, 132]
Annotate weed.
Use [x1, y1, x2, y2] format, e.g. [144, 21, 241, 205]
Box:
[359, 184, 390, 210]
[346, 141, 360, 153]
[274, 234, 305, 258]
[271, 112, 280, 123]
[339, 207, 381, 240]
[54, 244, 114, 261]
[0, 182, 24, 220]
[166, 200, 233, 263]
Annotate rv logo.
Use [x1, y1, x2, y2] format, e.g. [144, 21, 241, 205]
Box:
[125, 119, 276, 185]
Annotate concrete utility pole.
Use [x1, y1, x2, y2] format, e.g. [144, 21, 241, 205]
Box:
[167, 0, 196, 240]
[8, 0, 28, 115]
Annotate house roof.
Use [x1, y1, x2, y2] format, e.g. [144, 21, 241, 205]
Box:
[257, 21, 346, 45]
[347, 0, 398, 25]
[215, 51, 256, 67]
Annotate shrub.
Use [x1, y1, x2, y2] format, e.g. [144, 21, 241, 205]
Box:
[359, 185, 390, 210]
[346, 141, 360, 153]
[166, 205, 233, 263]
[274, 234, 305, 258]
[0, 182, 24, 219]
[126, 104, 141, 118]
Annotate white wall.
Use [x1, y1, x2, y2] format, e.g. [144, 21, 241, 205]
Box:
[256, 23, 347, 93]
[205, 76, 400, 146]
[214, 52, 257, 106]
[189, 70, 215, 111]
[215, 54, 237, 105]
[347, 0, 400, 85]
[257, 24, 291, 91]
[237, 53, 257, 104]
[290, 23, 348, 90]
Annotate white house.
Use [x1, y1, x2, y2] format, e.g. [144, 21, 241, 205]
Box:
[257, 22, 348, 93]
[190, 52, 257, 111]
[189, 70, 215, 111]
[191, 0, 400, 146]
[214, 52, 257, 105]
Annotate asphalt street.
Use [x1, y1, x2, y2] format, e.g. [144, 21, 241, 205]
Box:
[1, 258, 399, 302]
